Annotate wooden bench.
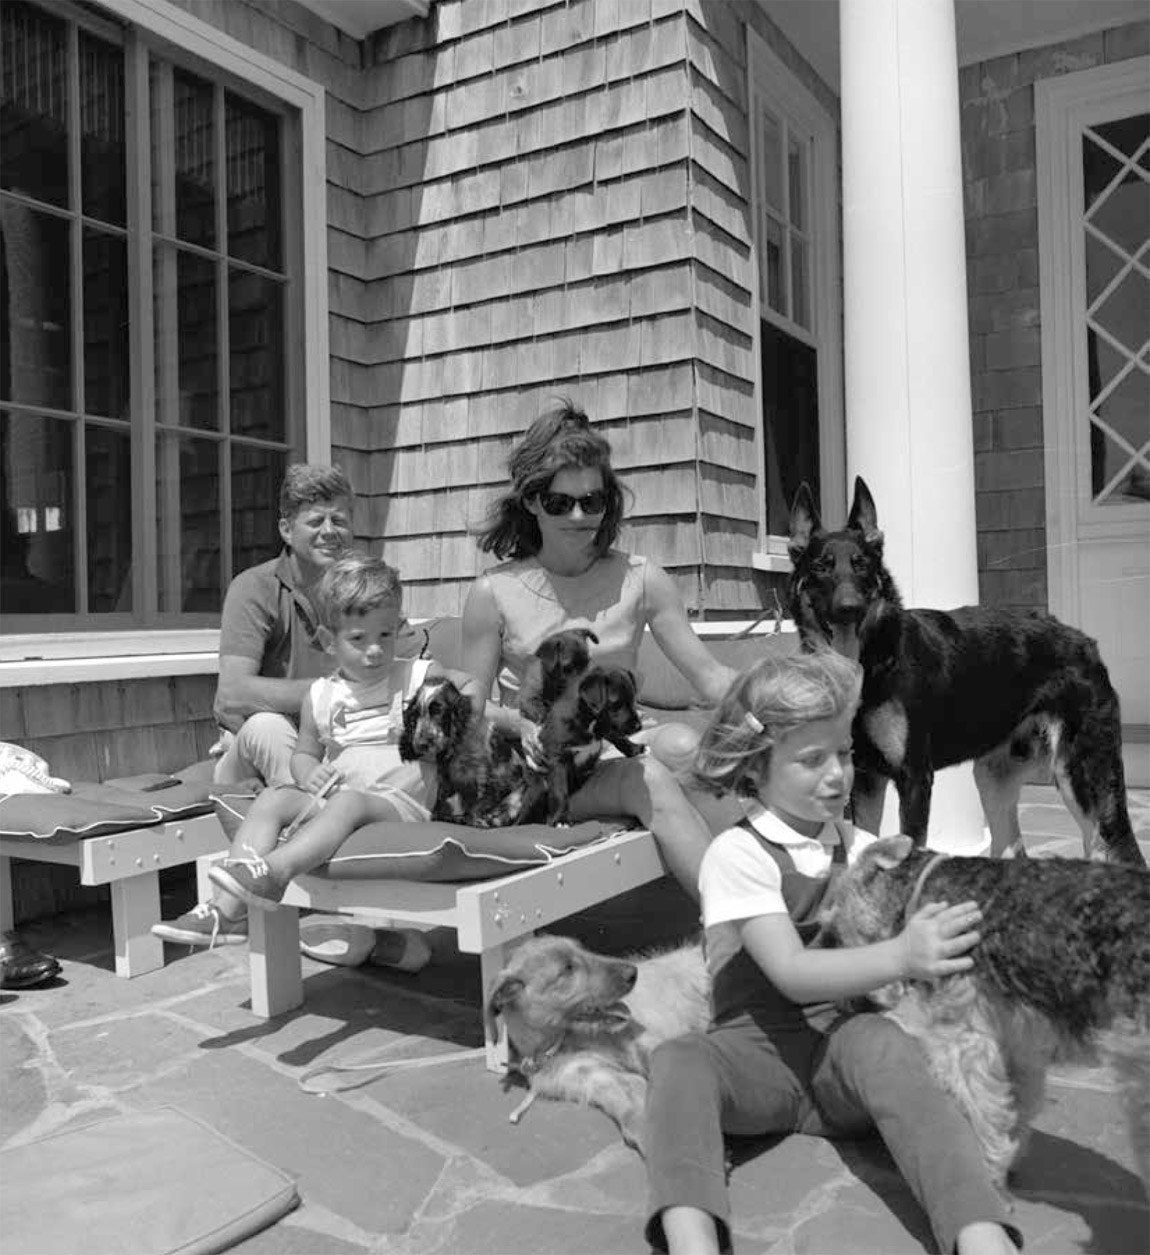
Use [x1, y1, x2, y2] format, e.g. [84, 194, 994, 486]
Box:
[237, 826, 666, 1072]
[0, 811, 229, 977]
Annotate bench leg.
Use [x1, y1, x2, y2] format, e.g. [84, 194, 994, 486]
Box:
[249, 905, 303, 1018]
[0, 855, 13, 933]
[197, 851, 227, 903]
[110, 872, 165, 977]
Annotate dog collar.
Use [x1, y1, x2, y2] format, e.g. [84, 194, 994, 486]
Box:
[903, 851, 948, 923]
[515, 1036, 565, 1078]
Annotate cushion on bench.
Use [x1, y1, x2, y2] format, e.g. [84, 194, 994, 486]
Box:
[214, 791, 630, 881]
[0, 778, 219, 842]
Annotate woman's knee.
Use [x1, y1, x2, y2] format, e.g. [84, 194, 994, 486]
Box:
[644, 722, 701, 775]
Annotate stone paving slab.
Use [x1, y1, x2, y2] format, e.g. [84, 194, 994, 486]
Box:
[0, 786, 1147, 1255]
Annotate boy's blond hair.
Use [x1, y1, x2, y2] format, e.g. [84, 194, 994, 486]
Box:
[314, 554, 402, 630]
[694, 649, 863, 798]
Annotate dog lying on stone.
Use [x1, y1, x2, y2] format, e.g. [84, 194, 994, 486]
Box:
[486, 933, 709, 1153]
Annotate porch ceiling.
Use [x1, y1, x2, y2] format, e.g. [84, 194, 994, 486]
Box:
[762, 0, 1149, 90]
[293, 0, 430, 39]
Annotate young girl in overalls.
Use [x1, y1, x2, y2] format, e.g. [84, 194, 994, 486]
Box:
[643, 650, 1021, 1255]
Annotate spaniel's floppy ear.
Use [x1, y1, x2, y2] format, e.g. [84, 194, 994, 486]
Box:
[398, 688, 423, 761]
[442, 679, 473, 745]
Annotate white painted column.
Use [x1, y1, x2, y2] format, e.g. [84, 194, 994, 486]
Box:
[839, 0, 987, 853]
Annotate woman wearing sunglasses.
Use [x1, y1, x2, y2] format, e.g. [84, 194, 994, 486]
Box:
[460, 401, 739, 898]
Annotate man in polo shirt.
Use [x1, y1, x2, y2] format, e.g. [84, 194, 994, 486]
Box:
[212, 463, 355, 787]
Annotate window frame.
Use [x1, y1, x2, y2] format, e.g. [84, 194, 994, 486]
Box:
[1, 0, 329, 677]
[746, 29, 844, 572]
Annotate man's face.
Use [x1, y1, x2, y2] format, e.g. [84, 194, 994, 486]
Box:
[278, 497, 354, 572]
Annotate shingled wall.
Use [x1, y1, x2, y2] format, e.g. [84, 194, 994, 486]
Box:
[354, 0, 827, 620]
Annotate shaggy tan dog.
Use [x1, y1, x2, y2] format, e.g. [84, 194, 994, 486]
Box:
[486, 934, 709, 1153]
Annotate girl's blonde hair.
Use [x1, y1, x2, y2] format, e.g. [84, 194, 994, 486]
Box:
[693, 648, 863, 798]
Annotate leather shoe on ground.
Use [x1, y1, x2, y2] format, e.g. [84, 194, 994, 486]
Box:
[0, 932, 61, 989]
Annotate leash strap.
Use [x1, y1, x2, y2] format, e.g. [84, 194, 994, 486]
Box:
[298, 1045, 487, 1095]
[902, 851, 948, 923]
[508, 1089, 538, 1124]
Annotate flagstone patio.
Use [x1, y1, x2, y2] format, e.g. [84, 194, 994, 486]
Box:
[2, 785, 1147, 1254]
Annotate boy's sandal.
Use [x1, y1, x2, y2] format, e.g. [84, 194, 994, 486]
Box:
[0, 932, 62, 989]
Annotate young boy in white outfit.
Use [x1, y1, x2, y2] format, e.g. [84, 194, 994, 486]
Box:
[207, 555, 482, 923]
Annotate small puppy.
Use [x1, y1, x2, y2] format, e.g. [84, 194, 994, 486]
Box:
[399, 677, 535, 827]
[536, 665, 644, 824]
[819, 836, 1150, 1187]
[518, 627, 599, 726]
[486, 933, 710, 1152]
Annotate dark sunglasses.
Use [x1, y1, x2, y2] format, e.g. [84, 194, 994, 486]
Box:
[536, 489, 609, 517]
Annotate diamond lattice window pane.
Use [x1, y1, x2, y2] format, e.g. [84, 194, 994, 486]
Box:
[1091, 174, 1148, 256]
[1092, 367, 1150, 453]
[1091, 268, 1149, 355]
[1084, 231, 1128, 305]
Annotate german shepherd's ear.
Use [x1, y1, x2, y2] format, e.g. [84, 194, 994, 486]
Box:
[788, 482, 821, 561]
[847, 477, 884, 549]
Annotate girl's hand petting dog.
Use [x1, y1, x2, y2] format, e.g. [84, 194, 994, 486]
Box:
[899, 900, 982, 981]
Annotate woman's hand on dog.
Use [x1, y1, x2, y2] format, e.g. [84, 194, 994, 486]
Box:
[899, 900, 982, 980]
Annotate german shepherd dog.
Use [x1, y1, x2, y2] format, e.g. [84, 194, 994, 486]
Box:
[486, 934, 710, 1153]
[788, 477, 1143, 865]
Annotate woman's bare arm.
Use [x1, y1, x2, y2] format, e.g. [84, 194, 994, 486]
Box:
[644, 560, 737, 704]
[459, 574, 520, 732]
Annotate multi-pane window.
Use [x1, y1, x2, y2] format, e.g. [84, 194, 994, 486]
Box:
[752, 92, 822, 537]
[0, 0, 299, 627]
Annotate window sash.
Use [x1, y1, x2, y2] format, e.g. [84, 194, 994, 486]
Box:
[1, 0, 307, 632]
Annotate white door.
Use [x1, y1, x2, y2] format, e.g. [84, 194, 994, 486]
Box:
[1037, 59, 1150, 781]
